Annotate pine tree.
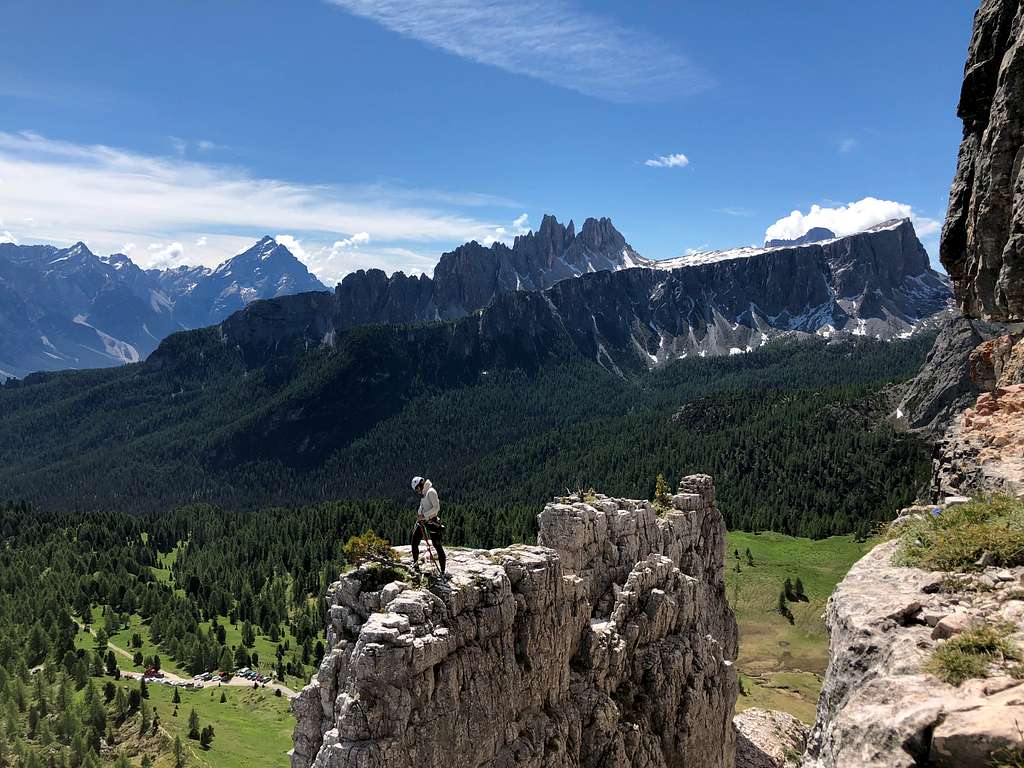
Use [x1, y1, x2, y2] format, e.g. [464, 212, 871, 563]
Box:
[173, 736, 185, 768]
[795, 577, 807, 601]
[172, 687, 181, 704]
[199, 724, 215, 749]
[745, 548, 754, 566]
[188, 708, 200, 740]
[653, 473, 671, 510]
[220, 692, 226, 704]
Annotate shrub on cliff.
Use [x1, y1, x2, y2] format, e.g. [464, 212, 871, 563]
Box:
[342, 530, 415, 590]
[896, 496, 1024, 572]
[342, 530, 398, 568]
[927, 622, 1020, 685]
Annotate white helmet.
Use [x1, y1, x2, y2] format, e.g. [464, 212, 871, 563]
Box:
[411, 476, 424, 491]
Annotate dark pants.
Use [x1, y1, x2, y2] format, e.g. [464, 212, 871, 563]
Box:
[411, 519, 446, 573]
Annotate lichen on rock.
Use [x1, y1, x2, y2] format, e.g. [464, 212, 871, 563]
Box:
[291, 475, 738, 768]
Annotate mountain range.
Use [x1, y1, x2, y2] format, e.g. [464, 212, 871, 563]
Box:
[0, 236, 326, 379]
[0, 214, 950, 380]
[220, 216, 951, 374]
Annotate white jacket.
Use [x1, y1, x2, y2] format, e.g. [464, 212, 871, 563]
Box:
[417, 480, 440, 521]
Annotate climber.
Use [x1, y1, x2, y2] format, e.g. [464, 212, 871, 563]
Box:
[410, 476, 446, 574]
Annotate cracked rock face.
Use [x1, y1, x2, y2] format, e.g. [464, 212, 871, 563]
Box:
[292, 476, 738, 768]
[802, 538, 1024, 768]
[941, 0, 1024, 322]
[935, 381, 1024, 498]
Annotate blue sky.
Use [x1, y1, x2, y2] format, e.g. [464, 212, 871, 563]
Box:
[1, 1, 977, 282]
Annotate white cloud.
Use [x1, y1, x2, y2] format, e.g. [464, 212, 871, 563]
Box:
[644, 153, 690, 169]
[838, 138, 858, 154]
[196, 140, 217, 152]
[329, 232, 371, 253]
[146, 241, 185, 269]
[480, 213, 532, 246]
[764, 197, 941, 243]
[121, 242, 136, 253]
[0, 130, 513, 278]
[169, 136, 187, 157]
[275, 234, 313, 263]
[326, 0, 708, 103]
[195, 236, 207, 247]
[0, 230, 17, 244]
[912, 217, 942, 237]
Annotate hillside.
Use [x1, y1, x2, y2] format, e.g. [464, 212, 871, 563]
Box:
[0, 326, 934, 539]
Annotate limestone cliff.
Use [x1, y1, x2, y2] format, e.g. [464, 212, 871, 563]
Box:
[898, 0, 1024, 498]
[291, 475, 738, 768]
[941, 0, 1024, 323]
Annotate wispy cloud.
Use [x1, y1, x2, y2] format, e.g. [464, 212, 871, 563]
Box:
[838, 137, 858, 154]
[644, 153, 690, 169]
[0, 130, 520, 281]
[714, 206, 756, 218]
[764, 197, 942, 246]
[326, 0, 709, 102]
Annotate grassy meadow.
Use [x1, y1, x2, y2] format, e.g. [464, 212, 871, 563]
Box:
[725, 530, 872, 723]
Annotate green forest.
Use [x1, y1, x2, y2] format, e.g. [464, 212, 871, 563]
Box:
[0, 332, 934, 540]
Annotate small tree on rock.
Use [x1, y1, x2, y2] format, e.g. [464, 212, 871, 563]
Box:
[653, 474, 671, 511]
[342, 530, 398, 568]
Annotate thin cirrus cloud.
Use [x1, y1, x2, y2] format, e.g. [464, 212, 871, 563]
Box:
[644, 153, 690, 169]
[838, 138, 858, 154]
[0, 130, 521, 281]
[326, 0, 710, 103]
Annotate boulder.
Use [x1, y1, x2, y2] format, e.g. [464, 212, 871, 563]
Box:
[735, 708, 808, 768]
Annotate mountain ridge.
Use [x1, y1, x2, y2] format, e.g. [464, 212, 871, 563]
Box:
[215, 218, 950, 374]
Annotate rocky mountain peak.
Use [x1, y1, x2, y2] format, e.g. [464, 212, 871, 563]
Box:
[577, 216, 627, 251]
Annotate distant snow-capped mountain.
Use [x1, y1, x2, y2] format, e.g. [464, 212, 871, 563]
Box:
[0, 237, 327, 379]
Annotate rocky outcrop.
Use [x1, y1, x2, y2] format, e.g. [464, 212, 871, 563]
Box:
[291, 475, 738, 768]
[941, 0, 1024, 323]
[734, 709, 808, 768]
[934, 381, 1024, 498]
[895, 314, 998, 435]
[803, 535, 1024, 768]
